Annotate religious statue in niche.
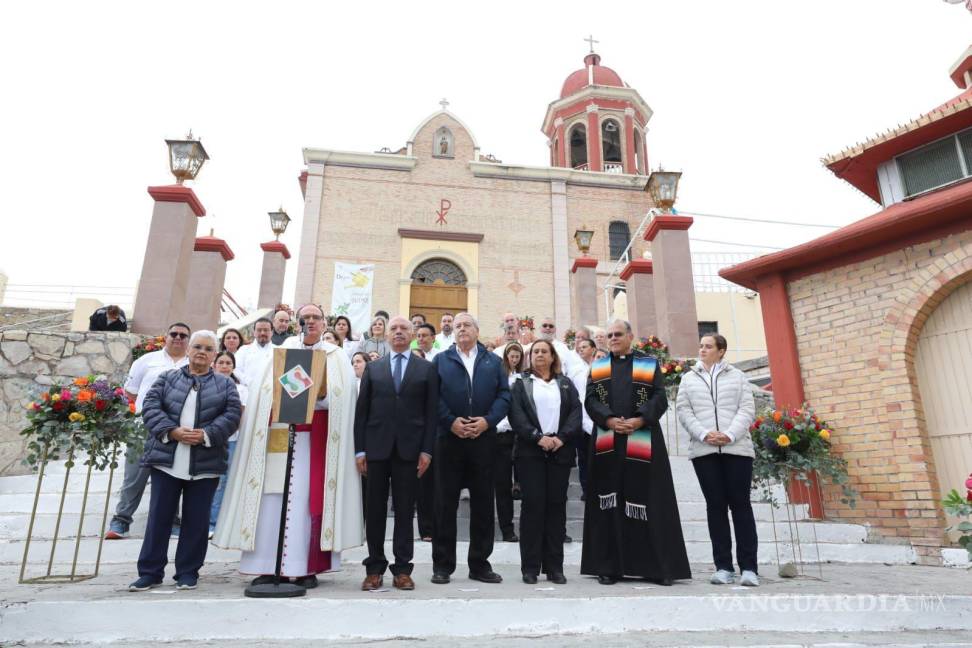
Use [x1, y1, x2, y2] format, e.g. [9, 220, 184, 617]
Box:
[434, 126, 454, 158]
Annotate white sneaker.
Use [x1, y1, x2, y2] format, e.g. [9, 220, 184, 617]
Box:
[709, 569, 735, 585]
[739, 570, 760, 587]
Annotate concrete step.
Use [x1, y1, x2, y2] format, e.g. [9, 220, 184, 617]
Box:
[6, 534, 918, 568]
[2, 562, 968, 645]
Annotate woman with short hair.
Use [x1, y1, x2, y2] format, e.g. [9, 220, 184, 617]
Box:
[508, 340, 582, 585]
[357, 316, 390, 359]
[129, 331, 241, 591]
[676, 333, 758, 587]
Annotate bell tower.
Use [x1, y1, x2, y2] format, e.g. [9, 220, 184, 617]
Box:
[542, 41, 653, 175]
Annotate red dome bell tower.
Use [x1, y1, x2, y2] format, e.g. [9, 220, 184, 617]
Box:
[542, 41, 653, 175]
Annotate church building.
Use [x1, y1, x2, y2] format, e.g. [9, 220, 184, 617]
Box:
[293, 51, 660, 333]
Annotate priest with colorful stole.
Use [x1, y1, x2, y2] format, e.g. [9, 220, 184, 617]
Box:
[581, 319, 691, 586]
[214, 303, 363, 588]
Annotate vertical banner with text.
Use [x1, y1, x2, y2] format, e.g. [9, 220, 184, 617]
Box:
[330, 262, 375, 335]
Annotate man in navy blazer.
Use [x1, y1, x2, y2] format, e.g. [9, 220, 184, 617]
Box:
[430, 312, 511, 585]
[354, 316, 439, 591]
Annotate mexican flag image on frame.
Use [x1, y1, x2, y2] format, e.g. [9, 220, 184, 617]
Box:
[272, 348, 327, 425]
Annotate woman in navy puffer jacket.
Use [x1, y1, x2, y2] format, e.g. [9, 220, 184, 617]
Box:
[129, 330, 241, 593]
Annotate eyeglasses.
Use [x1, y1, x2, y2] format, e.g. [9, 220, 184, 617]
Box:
[606, 332, 626, 339]
[168, 331, 189, 340]
[191, 344, 215, 352]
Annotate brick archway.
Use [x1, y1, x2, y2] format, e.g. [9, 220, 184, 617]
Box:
[876, 244, 972, 561]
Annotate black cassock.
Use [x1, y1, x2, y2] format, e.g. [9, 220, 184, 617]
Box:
[580, 352, 691, 581]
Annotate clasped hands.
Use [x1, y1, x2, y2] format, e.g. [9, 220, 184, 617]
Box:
[170, 427, 206, 445]
[451, 416, 488, 439]
[606, 416, 645, 436]
[703, 431, 732, 446]
[537, 435, 564, 452]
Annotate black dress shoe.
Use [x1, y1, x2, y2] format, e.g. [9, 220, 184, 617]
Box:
[294, 575, 318, 589]
[648, 577, 674, 586]
[522, 573, 538, 584]
[597, 575, 619, 585]
[547, 572, 567, 585]
[431, 572, 450, 585]
[250, 575, 290, 586]
[563, 534, 573, 543]
[468, 570, 503, 584]
[502, 532, 519, 543]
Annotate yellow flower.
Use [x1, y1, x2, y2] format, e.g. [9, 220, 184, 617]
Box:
[51, 394, 61, 402]
[776, 434, 791, 447]
[68, 412, 85, 423]
[819, 429, 831, 442]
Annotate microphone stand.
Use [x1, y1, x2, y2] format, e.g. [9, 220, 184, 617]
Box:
[245, 318, 311, 599]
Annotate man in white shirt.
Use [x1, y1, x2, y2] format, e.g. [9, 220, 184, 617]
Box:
[234, 318, 274, 386]
[106, 322, 190, 539]
[526, 317, 587, 383]
[414, 323, 439, 360]
[434, 313, 455, 350]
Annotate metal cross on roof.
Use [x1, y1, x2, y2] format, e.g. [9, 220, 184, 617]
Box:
[584, 34, 599, 53]
[439, 98, 449, 110]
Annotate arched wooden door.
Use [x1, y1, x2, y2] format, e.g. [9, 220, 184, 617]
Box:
[915, 278, 972, 537]
[410, 258, 468, 327]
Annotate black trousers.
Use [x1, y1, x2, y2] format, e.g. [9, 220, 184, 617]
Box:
[575, 433, 590, 498]
[516, 456, 570, 576]
[692, 453, 758, 573]
[416, 469, 435, 539]
[432, 433, 496, 575]
[364, 450, 418, 576]
[493, 434, 515, 537]
[137, 468, 218, 581]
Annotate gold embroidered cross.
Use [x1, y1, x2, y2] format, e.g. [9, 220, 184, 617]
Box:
[636, 386, 649, 407]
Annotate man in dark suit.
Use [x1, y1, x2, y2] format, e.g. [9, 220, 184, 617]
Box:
[431, 312, 511, 585]
[354, 315, 438, 591]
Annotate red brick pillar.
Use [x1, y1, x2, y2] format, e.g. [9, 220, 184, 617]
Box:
[554, 118, 567, 167]
[132, 186, 206, 334]
[623, 109, 637, 175]
[571, 257, 599, 327]
[645, 215, 699, 357]
[185, 236, 234, 332]
[586, 105, 602, 172]
[258, 241, 291, 309]
[621, 259, 656, 338]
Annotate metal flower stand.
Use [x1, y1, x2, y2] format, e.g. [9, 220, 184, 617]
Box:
[19, 442, 120, 584]
[767, 473, 824, 581]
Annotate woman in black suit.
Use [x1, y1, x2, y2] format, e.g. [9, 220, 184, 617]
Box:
[509, 339, 582, 585]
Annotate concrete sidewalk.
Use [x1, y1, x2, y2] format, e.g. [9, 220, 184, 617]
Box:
[2, 561, 970, 644]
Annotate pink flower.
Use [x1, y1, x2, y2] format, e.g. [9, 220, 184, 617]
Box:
[60, 389, 72, 401]
[965, 474, 972, 491]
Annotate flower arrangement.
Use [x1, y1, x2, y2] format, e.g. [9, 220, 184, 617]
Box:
[941, 472, 972, 559]
[518, 316, 535, 330]
[131, 335, 165, 361]
[749, 404, 857, 508]
[21, 375, 142, 471]
[563, 328, 576, 349]
[633, 336, 695, 390]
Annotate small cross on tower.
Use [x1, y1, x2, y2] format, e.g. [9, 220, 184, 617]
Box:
[439, 98, 450, 111]
[584, 34, 599, 53]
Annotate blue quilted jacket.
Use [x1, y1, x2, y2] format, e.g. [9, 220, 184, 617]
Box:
[140, 366, 241, 475]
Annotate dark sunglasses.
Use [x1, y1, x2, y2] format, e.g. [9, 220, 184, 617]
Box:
[168, 331, 189, 340]
[606, 332, 626, 339]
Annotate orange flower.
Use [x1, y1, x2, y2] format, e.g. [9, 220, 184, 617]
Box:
[76, 390, 94, 402]
[41, 392, 50, 402]
[772, 410, 783, 423]
[129, 402, 136, 414]
[73, 377, 89, 387]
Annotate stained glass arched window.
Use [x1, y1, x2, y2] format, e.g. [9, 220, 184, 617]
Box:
[411, 258, 467, 285]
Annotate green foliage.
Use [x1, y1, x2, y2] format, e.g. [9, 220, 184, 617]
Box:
[942, 487, 972, 559]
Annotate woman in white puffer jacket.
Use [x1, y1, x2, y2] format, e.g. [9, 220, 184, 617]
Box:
[675, 333, 758, 587]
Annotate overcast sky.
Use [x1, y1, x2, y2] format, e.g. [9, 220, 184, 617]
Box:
[1, 0, 969, 312]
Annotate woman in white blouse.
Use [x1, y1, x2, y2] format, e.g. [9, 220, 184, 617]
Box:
[508, 340, 582, 585]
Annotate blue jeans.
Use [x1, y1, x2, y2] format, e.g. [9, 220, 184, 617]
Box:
[209, 440, 237, 530]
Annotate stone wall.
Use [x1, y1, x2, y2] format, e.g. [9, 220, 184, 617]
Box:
[787, 228, 972, 561]
[0, 330, 140, 475]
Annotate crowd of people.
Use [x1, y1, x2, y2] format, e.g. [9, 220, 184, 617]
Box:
[114, 305, 758, 593]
